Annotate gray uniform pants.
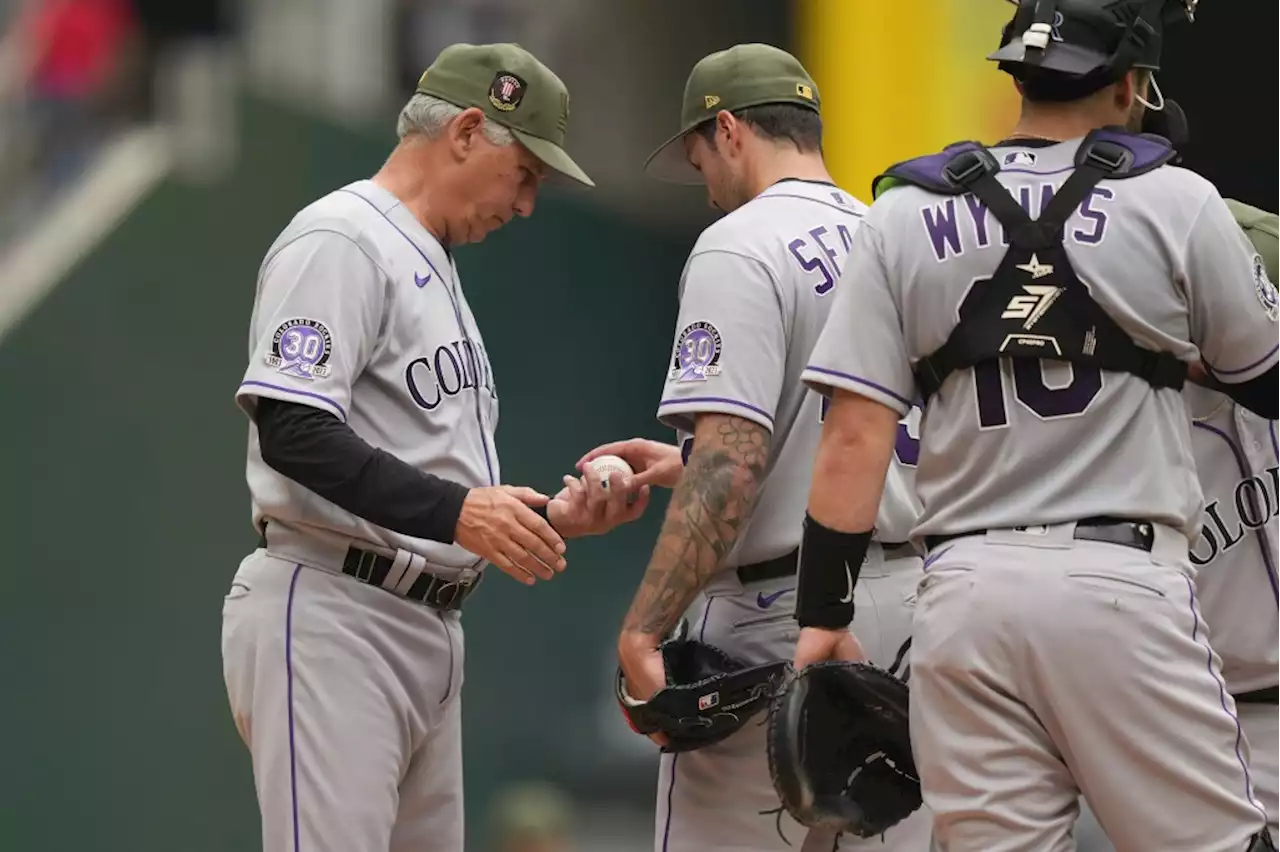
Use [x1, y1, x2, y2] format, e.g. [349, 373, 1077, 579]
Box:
[912, 523, 1268, 852]
[653, 545, 935, 852]
[1077, 699, 1278, 849]
[222, 549, 465, 852]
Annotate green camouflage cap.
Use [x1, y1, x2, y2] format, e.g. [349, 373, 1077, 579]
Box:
[416, 43, 593, 186]
[1226, 198, 1279, 285]
[645, 43, 820, 184]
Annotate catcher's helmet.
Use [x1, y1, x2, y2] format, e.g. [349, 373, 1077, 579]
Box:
[990, 0, 1196, 88]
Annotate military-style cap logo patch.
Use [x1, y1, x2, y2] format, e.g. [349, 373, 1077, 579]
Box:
[670, 321, 722, 383]
[796, 83, 813, 100]
[1253, 253, 1277, 321]
[488, 72, 526, 112]
[704, 94, 721, 109]
[267, 318, 332, 380]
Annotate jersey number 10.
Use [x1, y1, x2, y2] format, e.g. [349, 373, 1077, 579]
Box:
[973, 358, 1103, 428]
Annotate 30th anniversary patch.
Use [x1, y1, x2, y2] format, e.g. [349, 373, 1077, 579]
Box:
[670, 321, 722, 383]
[1253, 253, 1277, 321]
[266, 318, 332, 380]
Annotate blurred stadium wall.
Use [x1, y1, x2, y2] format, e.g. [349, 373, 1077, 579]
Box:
[797, 0, 1020, 200]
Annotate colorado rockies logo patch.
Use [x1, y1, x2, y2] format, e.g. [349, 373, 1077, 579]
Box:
[267, 318, 332, 380]
[1252, 253, 1277, 321]
[670, 321, 722, 383]
[488, 72, 526, 112]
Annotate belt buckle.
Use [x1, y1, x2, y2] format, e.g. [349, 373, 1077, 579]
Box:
[431, 579, 460, 609]
[434, 575, 479, 610]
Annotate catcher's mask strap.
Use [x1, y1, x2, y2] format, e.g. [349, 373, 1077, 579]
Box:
[1136, 74, 1165, 112]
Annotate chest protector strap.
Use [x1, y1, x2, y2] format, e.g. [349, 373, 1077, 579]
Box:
[875, 129, 1187, 403]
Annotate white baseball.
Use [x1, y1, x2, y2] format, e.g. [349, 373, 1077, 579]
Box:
[587, 454, 634, 490]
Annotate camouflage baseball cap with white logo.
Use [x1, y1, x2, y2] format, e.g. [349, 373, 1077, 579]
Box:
[416, 43, 593, 186]
[645, 43, 820, 184]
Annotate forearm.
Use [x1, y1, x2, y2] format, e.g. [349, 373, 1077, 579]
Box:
[798, 392, 899, 628]
[621, 415, 770, 639]
[807, 415, 891, 533]
[256, 398, 470, 543]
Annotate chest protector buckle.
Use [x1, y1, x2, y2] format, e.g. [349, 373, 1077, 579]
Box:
[874, 128, 1187, 403]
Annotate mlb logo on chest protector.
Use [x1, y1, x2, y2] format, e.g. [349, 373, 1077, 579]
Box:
[698, 691, 720, 711]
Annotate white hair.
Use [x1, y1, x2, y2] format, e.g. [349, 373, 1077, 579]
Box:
[396, 93, 515, 146]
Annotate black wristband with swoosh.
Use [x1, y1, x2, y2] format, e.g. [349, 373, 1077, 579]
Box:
[795, 514, 871, 629]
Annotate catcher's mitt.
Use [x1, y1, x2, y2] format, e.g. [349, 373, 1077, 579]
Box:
[616, 628, 788, 753]
[766, 661, 922, 839]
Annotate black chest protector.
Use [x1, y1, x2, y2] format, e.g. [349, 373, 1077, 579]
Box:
[873, 127, 1188, 403]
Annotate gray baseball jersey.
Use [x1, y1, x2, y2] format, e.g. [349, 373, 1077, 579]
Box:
[236, 179, 498, 577]
[803, 140, 1280, 540]
[1185, 383, 1279, 695]
[654, 179, 921, 562]
[652, 177, 930, 852]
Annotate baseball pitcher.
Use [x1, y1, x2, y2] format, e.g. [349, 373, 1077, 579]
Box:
[221, 44, 594, 852]
[554, 45, 931, 851]
[787, 2, 1279, 851]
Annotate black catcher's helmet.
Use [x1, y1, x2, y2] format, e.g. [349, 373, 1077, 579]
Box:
[990, 0, 1197, 97]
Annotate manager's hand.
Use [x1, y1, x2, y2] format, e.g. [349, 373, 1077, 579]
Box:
[454, 486, 567, 585]
[548, 464, 650, 538]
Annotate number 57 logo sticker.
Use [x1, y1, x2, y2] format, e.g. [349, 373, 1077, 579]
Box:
[670, 321, 722, 383]
[267, 318, 332, 380]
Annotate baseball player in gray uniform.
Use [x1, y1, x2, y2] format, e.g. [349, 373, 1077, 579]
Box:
[220, 44, 595, 852]
[554, 45, 931, 851]
[786, 2, 1279, 851]
[1079, 200, 1280, 850]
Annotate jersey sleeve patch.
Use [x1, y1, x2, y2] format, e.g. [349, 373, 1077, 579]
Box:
[1253, 254, 1277, 322]
[266, 318, 334, 380]
[669, 321, 722, 383]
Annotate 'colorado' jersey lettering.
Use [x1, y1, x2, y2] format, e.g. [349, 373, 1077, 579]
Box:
[657, 179, 921, 565]
[235, 180, 498, 575]
[1184, 383, 1278, 694]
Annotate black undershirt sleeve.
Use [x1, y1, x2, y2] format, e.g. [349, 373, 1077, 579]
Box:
[1207, 363, 1278, 420]
[254, 397, 470, 544]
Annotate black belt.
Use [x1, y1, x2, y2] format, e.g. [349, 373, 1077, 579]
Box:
[925, 517, 1155, 552]
[1234, 686, 1279, 704]
[259, 533, 479, 611]
[735, 542, 917, 586]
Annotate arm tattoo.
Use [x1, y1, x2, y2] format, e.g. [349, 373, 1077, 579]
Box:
[622, 414, 771, 637]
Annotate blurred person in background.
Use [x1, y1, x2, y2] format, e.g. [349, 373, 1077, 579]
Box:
[489, 781, 576, 852]
[0, 0, 136, 191]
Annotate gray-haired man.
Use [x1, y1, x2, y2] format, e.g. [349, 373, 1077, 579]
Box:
[221, 43, 592, 852]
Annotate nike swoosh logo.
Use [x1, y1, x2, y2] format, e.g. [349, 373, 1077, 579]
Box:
[414, 270, 432, 288]
[756, 588, 793, 609]
[839, 561, 853, 604]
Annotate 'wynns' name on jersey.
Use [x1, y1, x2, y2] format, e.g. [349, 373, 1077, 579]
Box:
[920, 183, 1115, 261]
